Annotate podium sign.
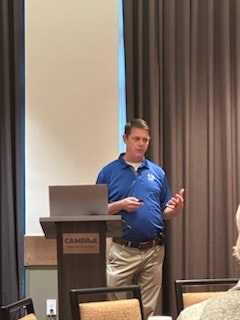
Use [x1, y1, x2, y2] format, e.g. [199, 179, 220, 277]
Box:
[63, 233, 100, 254]
[40, 215, 122, 320]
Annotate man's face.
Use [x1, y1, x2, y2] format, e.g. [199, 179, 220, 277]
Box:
[123, 127, 150, 162]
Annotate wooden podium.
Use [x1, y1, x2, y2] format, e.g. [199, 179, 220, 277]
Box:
[40, 215, 122, 320]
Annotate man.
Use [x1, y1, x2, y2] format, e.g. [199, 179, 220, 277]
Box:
[176, 204, 240, 320]
[96, 118, 184, 319]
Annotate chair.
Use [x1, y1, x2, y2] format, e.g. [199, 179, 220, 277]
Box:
[1, 297, 37, 320]
[174, 278, 239, 315]
[69, 285, 144, 320]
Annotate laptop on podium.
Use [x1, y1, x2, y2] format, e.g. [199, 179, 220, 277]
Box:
[49, 184, 108, 216]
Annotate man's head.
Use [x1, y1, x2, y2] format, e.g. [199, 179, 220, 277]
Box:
[123, 118, 151, 163]
[233, 204, 240, 260]
[124, 118, 150, 137]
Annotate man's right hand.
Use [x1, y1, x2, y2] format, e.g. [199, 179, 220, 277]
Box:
[108, 197, 143, 215]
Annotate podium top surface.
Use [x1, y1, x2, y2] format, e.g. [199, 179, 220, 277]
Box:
[40, 215, 122, 238]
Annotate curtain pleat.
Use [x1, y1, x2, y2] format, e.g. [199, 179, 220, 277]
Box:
[123, 0, 240, 318]
[0, 0, 25, 305]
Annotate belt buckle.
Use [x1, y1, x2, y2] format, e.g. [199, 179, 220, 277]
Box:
[138, 240, 152, 250]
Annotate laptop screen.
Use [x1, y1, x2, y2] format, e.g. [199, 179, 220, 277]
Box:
[49, 184, 108, 216]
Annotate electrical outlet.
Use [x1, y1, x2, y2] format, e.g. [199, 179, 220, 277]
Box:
[46, 299, 57, 316]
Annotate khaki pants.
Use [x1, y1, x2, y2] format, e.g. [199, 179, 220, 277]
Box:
[107, 241, 165, 320]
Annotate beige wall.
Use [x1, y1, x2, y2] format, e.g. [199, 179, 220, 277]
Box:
[25, 268, 58, 320]
[25, 0, 119, 234]
[24, 2, 118, 318]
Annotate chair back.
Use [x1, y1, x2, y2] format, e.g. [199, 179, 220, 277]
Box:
[69, 285, 144, 320]
[174, 278, 238, 315]
[1, 297, 36, 320]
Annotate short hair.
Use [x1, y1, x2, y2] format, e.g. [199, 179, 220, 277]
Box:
[233, 204, 240, 260]
[124, 118, 150, 137]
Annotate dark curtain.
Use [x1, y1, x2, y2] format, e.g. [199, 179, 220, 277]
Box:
[0, 0, 25, 305]
[123, 0, 240, 318]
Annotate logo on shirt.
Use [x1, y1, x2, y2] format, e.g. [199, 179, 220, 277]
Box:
[147, 173, 155, 181]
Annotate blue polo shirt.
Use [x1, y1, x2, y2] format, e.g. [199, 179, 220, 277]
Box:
[96, 153, 172, 242]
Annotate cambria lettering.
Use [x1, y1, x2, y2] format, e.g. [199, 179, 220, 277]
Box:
[65, 237, 97, 244]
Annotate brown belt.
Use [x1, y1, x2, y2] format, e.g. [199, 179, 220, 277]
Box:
[112, 237, 164, 250]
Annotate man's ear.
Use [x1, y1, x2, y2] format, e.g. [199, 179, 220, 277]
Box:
[123, 134, 127, 143]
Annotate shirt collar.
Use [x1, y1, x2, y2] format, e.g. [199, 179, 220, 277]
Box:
[118, 153, 149, 169]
